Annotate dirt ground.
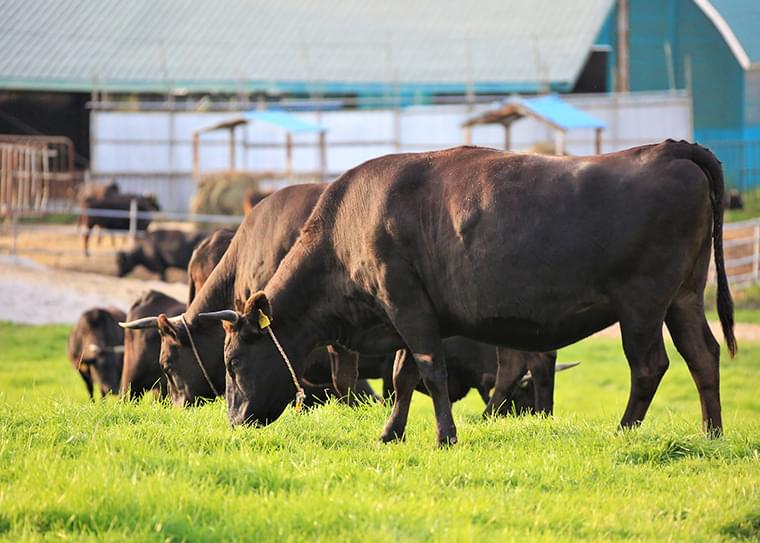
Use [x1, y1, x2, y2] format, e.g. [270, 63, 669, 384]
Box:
[1, 223, 759, 341]
[0, 256, 186, 324]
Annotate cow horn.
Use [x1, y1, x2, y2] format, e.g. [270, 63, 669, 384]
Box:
[556, 361, 580, 372]
[119, 316, 159, 329]
[517, 371, 532, 388]
[197, 310, 241, 324]
[88, 343, 101, 354]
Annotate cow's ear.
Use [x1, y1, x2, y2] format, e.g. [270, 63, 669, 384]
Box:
[157, 314, 178, 340]
[243, 291, 272, 327]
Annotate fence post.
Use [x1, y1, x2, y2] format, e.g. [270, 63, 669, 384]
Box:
[128, 198, 138, 243]
[754, 224, 760, 282]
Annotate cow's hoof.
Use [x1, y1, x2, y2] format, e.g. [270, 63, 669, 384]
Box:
[437, 434, 458, 448]
[380, 430, 405, 443]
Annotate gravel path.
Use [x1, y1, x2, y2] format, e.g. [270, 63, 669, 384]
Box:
[1, 257, 759, 343]
[0, 256, 186, 324]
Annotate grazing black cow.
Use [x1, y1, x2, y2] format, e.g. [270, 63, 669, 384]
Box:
[123, 183, 572, 413]
[207, 141, 735, 446]
[116, 229, 209, 281]
[187, 229, 236, 305]
[121, 290, 184, 400]
[67, 307, 126, 399]
[80, 193, 160, 256]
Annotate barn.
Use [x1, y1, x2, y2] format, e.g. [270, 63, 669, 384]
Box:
[596, 0, 760, 189]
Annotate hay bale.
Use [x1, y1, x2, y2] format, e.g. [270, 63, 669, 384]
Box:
[191, 172, 262, 215]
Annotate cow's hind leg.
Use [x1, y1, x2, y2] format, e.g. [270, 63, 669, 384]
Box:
[618, 315, 670, 430]
[665, 295, 722, 436]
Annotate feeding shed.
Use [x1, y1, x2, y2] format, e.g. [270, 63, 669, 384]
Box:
[191, 110, 328, 181]
[463, 95, 606, 155]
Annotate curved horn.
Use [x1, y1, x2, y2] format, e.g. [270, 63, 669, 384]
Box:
[119, 316, 159, 329]
[517, 370, 532, 388]
[88, 343, 102, 354]
[197, 310, 241, 324]
[556, 361, 581, 372]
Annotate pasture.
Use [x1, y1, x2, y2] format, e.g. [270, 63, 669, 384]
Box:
[0, 322, 758, 542]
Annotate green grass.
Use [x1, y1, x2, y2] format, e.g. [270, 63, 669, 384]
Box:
[0, 322, 759, 542]
[726, 189, 760, 223]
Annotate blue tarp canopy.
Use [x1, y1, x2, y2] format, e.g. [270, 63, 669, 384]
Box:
[197, 109, 326, 134]
[244, 110, 326, 133]
[463, 94, 605, 131]
[515, 95, 605, 130]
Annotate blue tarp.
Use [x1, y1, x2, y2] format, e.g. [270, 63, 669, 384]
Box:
[513, 95, 606, 130]
[244, 110, 326, 133]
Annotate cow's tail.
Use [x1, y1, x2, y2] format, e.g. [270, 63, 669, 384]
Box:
[683, 141, 737, 357]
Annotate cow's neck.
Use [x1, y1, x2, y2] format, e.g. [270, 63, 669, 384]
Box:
[185, 252, 237, 325]
[265, 237, 387, 351]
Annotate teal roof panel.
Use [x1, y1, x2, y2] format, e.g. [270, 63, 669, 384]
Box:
[0, 0, 615, 93]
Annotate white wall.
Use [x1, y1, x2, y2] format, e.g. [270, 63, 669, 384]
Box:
[91, 91, 692, 211]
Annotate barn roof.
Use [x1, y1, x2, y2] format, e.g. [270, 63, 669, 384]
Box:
[696, 0, 760, 68]
[0, 0, 614, 94]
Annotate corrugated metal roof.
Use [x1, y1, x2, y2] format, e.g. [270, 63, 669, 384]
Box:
[0, 0, 614, 93]
[706, 0, 760, 65]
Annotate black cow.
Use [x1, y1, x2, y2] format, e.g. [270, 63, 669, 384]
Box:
[116, 229, 209, 281]
[206, 141, 735, 446]
[67, 307, 126, 399]
[121, 290, 184, 400]
[80, 193, 160, 256]
[123, 183, 570, 415]
[188, 229, 236, 305]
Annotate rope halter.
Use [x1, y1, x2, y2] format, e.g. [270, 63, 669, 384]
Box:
[257, 309, 305, 412]
[180, 314, 221, 398]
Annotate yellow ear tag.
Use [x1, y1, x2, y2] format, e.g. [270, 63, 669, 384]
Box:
[294, 390, 305, 413]
[257, 309, 271, 329]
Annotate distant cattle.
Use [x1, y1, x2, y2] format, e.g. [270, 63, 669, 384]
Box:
[80, 192, 160, 256]
[116, 229, 208, 281]
[242, 189, 272, 215]
[67, 307, 126, 399]
[121, 290, 184, 400]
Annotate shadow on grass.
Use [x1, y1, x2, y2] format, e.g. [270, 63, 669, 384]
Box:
[721, 512, 760, 541]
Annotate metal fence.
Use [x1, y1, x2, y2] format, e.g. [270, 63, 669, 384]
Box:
[0, 136, 82, 214]
[2, 204, 760, 291]
[702, 139, 760, 192]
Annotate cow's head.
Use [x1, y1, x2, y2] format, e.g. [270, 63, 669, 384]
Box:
[198, 291, 307, 427]
[78, 309, 124, 395]
[119, 313, 224, 407]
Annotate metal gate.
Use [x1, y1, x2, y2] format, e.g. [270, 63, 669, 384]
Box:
[0, 135, 82, 213]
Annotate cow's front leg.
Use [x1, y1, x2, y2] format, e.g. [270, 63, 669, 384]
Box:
[484, 347, 528, 416]
[381, 350, 418, 442]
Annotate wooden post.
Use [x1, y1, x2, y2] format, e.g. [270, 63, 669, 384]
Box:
[616, 0, 630, 92]
[595, 128, 602, 155]
[554, 129, 566, 155]
[504, 123, 512, 151]
[318, 132, 327, 181]
[229, 126, 236, 171]
[128, 198, 138, 244]
[285, 133, 293, 176]
[463, 126, 472, 146]
[191, 132, 200, 181]
[754, 224, 760, 281]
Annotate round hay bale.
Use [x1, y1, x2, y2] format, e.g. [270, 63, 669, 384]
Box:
[191, 172, 264, 215]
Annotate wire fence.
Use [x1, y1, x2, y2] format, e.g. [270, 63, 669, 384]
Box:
[2, 204, 760, 289]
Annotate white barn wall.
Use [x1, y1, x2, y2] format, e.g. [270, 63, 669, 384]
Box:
[91, 91, 692, 211]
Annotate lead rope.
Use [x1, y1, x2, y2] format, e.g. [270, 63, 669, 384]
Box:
[180, 315, 221, 397]
[258, 310, 305, 412]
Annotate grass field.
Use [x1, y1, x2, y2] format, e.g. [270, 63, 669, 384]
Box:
[0, 322, 759, 542]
